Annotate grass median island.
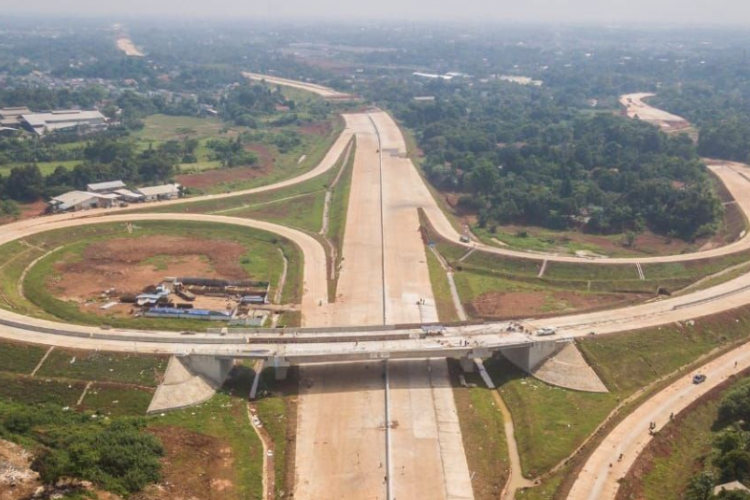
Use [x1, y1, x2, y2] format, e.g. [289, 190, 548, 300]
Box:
[255, 366, 300, 499]
[448, 360, 510, 499]
[426, 249, 460, 323]
[1, 220, 302, 331]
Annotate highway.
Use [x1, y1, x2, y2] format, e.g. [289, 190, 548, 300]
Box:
[3, 75, 750, 499]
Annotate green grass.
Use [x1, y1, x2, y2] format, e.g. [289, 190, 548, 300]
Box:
[0, 372, 86, 407]
[150, 390, 264, 500]
[578, 305, 750, 395]
[80, 383, 154, 416]
[231, 191, 326, 232]
[485, 357, 616, 477]
[637, 394, 721, 500]
[37, 350, 167, 387]
[426, 248, 460, 323]
[0, 341, 47, 374]
[0, 220, 299, 331]
[450, 361, 510, 499]
[133, 114, 234, 142]
[0, 160, 82, 177]
[256, 367, 298, 499]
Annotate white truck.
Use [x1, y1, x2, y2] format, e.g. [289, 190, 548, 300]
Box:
[535, 326, 557, 336]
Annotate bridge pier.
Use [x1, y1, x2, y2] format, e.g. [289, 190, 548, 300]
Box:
[183, 355, 234, 386]
[499, 341, 562, 374]
[269, 356, 291, 381]
[459, 357, 476, 373]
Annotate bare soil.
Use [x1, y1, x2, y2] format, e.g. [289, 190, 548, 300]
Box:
[134, 427, 236, 500]
[52, 235, 249, 301]
[0, 439, 39, 500]
[176, 145, 274, 190]
[0, 200, 47, 226]
[473, 290, 642, 318]
[299, 122, 332, 136]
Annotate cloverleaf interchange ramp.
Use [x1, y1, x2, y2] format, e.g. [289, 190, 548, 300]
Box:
[3, 75, 750, 499]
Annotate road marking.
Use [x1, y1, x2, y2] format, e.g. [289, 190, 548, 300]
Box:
[368, 113, 388, 326]
[384, 360, 393, 500]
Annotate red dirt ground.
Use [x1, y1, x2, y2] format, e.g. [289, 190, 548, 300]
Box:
[134, 427, 236, 500]
[52, 236, 249, 301]
[299, 121, 332, 136]
[176, 145, 274, 190]
[472, 291, 643, 318]
[0, 200, 47, 226]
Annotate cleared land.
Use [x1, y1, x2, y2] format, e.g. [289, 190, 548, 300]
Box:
[116, 36, 144, 57]
[243, 72, 352, 99]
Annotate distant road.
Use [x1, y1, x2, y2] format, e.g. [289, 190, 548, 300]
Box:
[243, 72, 353, 99]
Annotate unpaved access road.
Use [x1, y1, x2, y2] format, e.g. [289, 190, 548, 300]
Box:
[566, 341, 750, 500]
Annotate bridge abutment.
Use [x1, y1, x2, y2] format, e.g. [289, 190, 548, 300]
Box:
[500, 341, 562, 373]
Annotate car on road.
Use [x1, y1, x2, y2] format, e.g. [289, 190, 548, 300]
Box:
[693, 374, 707, 384]
[459, 235, 471, 243]
[535, 326, 557, 336]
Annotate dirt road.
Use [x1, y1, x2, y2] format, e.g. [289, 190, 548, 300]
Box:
[566, 341, 750, 500]
[619, 92, 690, 130]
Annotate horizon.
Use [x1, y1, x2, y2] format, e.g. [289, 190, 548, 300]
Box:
[4, 0, 750, 27]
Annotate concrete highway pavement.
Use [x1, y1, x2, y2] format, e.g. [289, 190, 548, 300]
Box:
[243, 72, 353, 99]
[566, 340, 750, 500]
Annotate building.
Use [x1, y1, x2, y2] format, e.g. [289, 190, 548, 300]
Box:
[0, 107, 31, 128]
[49, 190, 121, 212]
[87, 180, 126, 193]
[137, 183, 182, 202]
[714, 481, 750, 495]
[113, 188, 144, 202]
[49, 191, 101, 212]
[21, 110, 107, 136]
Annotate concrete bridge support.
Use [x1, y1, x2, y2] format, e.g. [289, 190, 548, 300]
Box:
[458, 347, 492, 373]
[269, 356, 291, 381]
[183, 355, 235, 386]
[499, 341, 563, 374]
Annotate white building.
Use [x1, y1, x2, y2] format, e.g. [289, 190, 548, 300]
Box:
[49, 190, 121, 212]
[87, 180, 126, 193]
[137, 183, 182, 202]
[21, 110, 107, 136]
[113, 188, 144, 202]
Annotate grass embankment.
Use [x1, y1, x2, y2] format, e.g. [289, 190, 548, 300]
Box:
[448, 360, 510, 500]
[421, 210, 750, 320]
[0, 220, 300, 331]
[509, 304, 750, 499]
[0, 340, 293, 499]
[425, 249, 461, 322]
[255, 367, 299, 499]
[0, 341, 166, 415]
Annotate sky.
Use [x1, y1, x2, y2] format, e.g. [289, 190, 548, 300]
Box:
[4, 0, 750, 25]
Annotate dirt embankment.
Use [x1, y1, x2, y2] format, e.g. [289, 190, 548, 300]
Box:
[53, 235, 249, 300]
[134, 427, 236, 500]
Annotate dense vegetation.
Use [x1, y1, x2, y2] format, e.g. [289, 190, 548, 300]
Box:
[390, 81, 720, 240]
[684, 378, 750, 500]
[0, 400, 162, 496]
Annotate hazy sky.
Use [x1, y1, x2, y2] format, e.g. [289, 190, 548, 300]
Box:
[5, 0, 750, 25]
